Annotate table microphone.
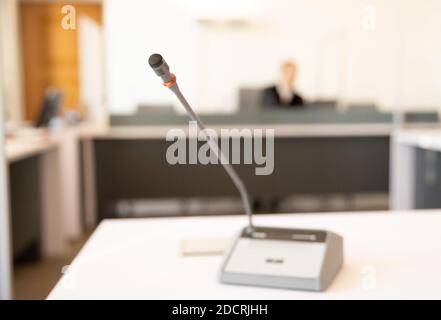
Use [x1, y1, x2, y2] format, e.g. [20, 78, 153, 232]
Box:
[148, 53, 344, 292]
[148, 53, 254, 232]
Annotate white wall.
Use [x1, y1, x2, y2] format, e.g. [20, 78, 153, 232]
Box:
[79, 16, 107, 126]
[0, 0, 23, 121]
[400, 0, 441, 109]
[104, 0, 200, 114]
[104, 0, 441, 114]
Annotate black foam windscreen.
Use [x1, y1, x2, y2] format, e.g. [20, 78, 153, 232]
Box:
[148, 53, 163, 68]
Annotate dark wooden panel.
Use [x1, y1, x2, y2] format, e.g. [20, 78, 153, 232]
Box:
[9, 156, 41, 261]
[414, 148, 441, 209]
[94, 136, 389, 220]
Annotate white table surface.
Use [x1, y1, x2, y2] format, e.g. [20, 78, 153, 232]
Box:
[48, 210, 441, 300]
[5, 136, 58, 163]
[394, 128, 441, 152]
[5, 123, 101, 163]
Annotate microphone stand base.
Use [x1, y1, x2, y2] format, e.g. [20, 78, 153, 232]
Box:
[219, 226, 344, 292]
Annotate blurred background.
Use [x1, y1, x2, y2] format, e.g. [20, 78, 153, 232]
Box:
[0, 0, 441, 299]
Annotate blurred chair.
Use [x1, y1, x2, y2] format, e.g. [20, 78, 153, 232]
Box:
[307, 100, 337, 110]
[136, 104, 174, 115]
[404, 111, 439, 123]
[34, 88, 63, 128]
[238, 88, 264, 113]
[345, 103, 377, 112]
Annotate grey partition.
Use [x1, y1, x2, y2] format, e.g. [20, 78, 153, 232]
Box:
[111, 109, 392, 126]
[110, 109, 439, 126]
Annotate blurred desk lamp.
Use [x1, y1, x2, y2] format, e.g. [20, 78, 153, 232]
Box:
[148, 53, 343, 291]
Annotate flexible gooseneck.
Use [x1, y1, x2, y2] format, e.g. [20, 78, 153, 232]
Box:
[148, 53, 254, 232]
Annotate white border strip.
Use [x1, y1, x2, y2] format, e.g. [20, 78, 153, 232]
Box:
[0, 5, 12, 299]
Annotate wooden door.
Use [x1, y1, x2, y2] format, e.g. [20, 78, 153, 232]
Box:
[20, 2, 102, 120]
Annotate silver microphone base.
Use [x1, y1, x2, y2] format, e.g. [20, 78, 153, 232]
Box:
[219, 226, 344, 292]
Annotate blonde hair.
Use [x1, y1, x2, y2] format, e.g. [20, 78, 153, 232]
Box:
[281, 61, 297, 70]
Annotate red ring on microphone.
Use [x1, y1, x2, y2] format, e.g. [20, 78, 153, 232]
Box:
[163, 74, 176, 88]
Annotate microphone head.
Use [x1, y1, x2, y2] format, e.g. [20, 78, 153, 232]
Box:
[148, 53, 164, 68]
[148, 53, 174, 84]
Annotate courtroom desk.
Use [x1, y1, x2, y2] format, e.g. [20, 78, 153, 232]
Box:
[77, 124, 392, 223]
[5, 125, 92, 259]
[6, 134, 63, 259]
[48, 210, 441, 299]
[6, 135, 58, 163]
[391, 128, 441, 210]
